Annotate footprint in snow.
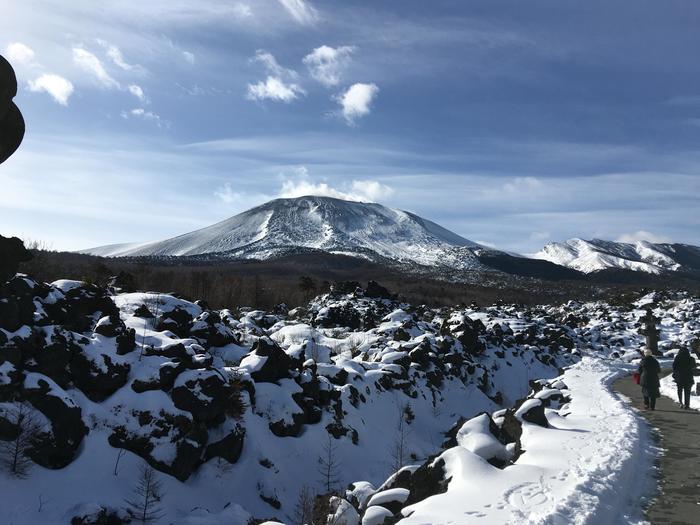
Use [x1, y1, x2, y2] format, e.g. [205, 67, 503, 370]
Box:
[504, 480, 551, 512]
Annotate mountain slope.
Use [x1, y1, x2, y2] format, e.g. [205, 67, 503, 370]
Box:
[84, 196, 489, 270]
[533, 238, 700, 274]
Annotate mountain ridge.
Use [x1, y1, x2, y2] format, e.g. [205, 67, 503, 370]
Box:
[532, 237, 700, 274]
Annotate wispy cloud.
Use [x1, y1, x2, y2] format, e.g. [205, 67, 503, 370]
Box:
[72, 47, 119, 89]
[251, 49, 298, 79]
[121, 107, 166, 127]
[182, 51, 195, 64]
[128, 84, 146, 102]
[303, 45, 355, 87]
[616, 231, 672, 244]
[104, 44, 138, 71]
[277, 0, 319, 25]
[336, 82, 379, 124]
[27, 74, 74, 105]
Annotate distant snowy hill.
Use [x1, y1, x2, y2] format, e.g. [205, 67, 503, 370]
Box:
[85, 196, 558, 277]
[533, 238, 700, 274]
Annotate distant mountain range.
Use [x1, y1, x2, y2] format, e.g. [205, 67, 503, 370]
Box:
[83, 196, 699, 280]
[533, 238, 700, 275]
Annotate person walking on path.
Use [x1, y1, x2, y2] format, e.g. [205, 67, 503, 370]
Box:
[673, 346, 696, 410]
[639, 349, 661, 410]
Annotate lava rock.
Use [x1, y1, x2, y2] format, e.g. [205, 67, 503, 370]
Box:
[0, 235, 31, 284]
[24, 374, 88, 469]
[71, 348, 130, 401]
[246, 337, 292, 383]
[204, 425, 245, 464]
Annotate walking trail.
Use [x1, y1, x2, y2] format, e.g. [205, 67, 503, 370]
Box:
[614, 372, 700, 524]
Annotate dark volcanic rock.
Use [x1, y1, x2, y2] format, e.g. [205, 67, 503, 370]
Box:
[71, 347, 130, 401]
[0, 235, 31, 284]
[23, 374, 88, 469]
[247, 337, 292, 383]
[171, 368, 236, 423]
[204, 425, 245, 464]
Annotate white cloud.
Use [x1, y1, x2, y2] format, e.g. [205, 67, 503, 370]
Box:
[232, 3, 253, 18]
[247, 76, 304, 103]
[182, 51, 195, 64]
[502, 176, 543, 193]
[72, 47, 119, 89]
[336, 82, 379, 124]
[121, 107, 166, 127]
[214, 183, 243, 203]
[277, 0, 319, 25]
[251, 50, 298, 79]
[616, 230, 672, 244]
[5, 42, 35, 65]
[106, 45, 136, 71]
[303, 45, 355, 87]
[278, 168, 393, 202]
[27, 74, 74, 105]
[128, 84, 146, 102]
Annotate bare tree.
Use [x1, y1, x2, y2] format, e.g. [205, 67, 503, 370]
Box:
[125, 464, 165, 523]
[0, 402, 42, 478]
[294, 485, 316, 525]
[390, 403, 413, 473]
[318, 434, 341, 494]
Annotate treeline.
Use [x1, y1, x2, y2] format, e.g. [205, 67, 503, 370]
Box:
[17, 248, 689, 311]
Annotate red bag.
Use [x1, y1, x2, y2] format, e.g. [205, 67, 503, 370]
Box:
[632, 372, 641, 385]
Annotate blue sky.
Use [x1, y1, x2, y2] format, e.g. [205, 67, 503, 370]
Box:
[1, 0, 699, 254]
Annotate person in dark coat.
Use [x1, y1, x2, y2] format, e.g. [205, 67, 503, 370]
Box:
[638, 349, 661, 410]
[673, 347, 696, 410]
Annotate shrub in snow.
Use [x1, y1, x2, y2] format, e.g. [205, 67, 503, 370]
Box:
[0, 402, 43, 477]
[125, 464, 165, 524]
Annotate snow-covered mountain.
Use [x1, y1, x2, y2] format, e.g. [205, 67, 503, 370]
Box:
[533, 238, 700, 274]
[83, 196, 587, 281]
[84, 196, 489, 270]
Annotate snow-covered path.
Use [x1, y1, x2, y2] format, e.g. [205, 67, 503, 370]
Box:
[399, 358, 654, 525]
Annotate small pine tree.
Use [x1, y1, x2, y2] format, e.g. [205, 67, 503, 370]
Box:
[0, 402, 42, 478]
[125, 465, 165, 523]
[318, 434, 341, 494]
[294, 484, 316, 525]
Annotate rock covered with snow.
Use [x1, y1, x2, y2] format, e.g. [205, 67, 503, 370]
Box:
[1, 275, 699, 525]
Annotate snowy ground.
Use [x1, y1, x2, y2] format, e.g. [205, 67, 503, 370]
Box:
[390, 358, 655, 525]
[2, 281, 698, 525]
[660, 374, 700, 410]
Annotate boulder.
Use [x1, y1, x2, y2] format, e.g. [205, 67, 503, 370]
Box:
[108, 405, 204, 481]
[23, 374, 88, 469]
[514, 398, 548, 427]
[156, 307, 193, 338]
[0, 276, 37, 331]
[204, 425, 246, 464]
[0, 235, 31, 284]
[70, 505, 131, 525]
[242, 337, 292, 383]
[171, 368, 236, 423]
[71, 347, 130, 401]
